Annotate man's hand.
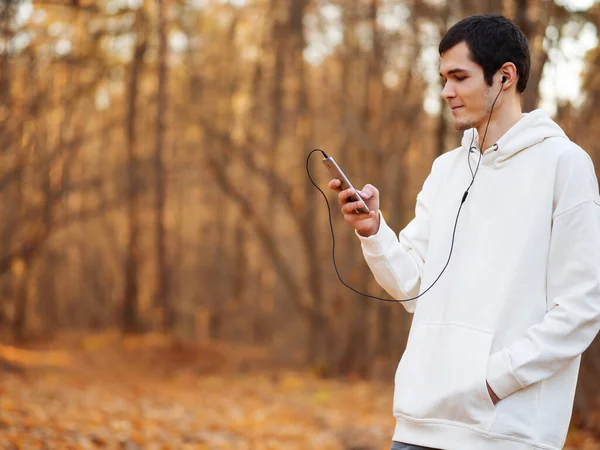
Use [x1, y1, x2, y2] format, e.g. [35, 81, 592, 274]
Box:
[328, 179, 381, 237]
[486, 381, 500, 405]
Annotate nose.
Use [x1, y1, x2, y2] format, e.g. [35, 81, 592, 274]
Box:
[441, 81, 455, 101]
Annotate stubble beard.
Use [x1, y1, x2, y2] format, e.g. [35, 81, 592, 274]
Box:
[452, 86, 496, 132]
[454, 116, 477, 131]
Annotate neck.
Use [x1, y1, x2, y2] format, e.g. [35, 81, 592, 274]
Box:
[476, 96, 522, 152]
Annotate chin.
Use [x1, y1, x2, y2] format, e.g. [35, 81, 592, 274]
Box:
[453, 120, 471, 131]
[453, 116, 477, 131]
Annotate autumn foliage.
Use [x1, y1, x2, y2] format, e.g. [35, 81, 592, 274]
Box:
[0, 333, 598, 449]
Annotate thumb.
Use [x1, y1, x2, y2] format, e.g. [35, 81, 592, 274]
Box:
[359, 185, 372, 199]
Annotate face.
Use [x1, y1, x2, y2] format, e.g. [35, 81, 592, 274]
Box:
[440, 42, 496, 131]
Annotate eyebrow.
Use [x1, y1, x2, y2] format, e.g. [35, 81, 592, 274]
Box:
[440, 68, 471, 78]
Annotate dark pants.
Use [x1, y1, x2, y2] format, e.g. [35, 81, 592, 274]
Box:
[390, 441, 442, 450]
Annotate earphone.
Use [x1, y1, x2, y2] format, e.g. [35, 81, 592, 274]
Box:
[306, 76, 506, 303]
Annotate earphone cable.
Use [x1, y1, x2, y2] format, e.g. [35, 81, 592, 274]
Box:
[307, 80, 505, 304]
[466, 83, 505, 192]
[307, 148, 466, 303]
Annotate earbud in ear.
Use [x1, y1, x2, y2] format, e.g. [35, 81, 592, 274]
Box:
[501, 76, 507, 84]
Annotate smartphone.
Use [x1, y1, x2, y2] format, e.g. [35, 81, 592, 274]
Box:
[322, 156, 370, 214]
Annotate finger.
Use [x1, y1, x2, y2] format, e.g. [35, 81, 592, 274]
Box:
[360, 185, 375, 199]
[355, 211, 374, 219]
[342, 196, 364, 212]
[329, 179, 342, 191]
[338, 188, 352, 203]
[356, 209, 376, 218]
[342, 200, 368, 214]
[345, 211, 373, 223]
[341, 188, 359, 202]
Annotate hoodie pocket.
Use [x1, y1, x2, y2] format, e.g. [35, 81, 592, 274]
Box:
[393, 322, 496, 430]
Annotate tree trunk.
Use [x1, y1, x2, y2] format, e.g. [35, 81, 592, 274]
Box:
[0, 0, 14, 148]
[12, 259, 28, 343]
[514, 0, 550, 112]
[154, 0, 171, 331]
[206, 14, 241, 341]
[123, 13, 147, 335]
[0, 0, 15, 331]
[207, 194, 229, 340]
[288, 0, 326, 367]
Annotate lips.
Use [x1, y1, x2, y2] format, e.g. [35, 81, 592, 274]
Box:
[451, 105, 463, 111]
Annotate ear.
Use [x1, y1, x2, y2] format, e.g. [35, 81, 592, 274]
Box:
[499, 62, 518, 89]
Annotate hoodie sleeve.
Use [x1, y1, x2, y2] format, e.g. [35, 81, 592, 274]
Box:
[486, 147, 600, 400]
[354, 158, 441, 313]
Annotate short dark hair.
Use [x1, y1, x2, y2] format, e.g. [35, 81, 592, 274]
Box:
[439, 14, 530, 93]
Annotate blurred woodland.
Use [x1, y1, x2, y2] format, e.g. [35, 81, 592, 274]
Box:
[1, 0, 600, 447]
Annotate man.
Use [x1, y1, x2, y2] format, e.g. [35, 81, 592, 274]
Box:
[329, 14, 600, 450]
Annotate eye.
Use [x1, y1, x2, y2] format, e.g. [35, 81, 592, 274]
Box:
[455, 76, 467, 81]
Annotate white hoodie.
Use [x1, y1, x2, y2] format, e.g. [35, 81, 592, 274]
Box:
[357, 110, 600, 450]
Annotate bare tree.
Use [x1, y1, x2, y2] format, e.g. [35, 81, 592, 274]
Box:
[154, 0, 171, 331]
[123, 10, 148, 334]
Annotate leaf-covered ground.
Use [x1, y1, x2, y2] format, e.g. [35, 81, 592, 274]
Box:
[0, 333, 598, 449]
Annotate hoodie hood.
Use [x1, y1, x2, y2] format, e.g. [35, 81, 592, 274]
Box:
[461, 109, 568, 168]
